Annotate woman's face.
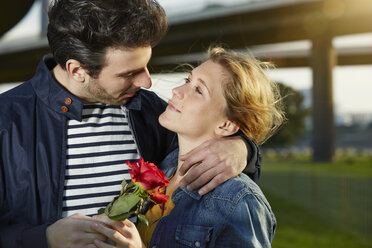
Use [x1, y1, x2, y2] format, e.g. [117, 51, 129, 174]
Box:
[159, 60, 230, 140]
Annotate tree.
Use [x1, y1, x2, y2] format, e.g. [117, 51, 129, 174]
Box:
[263, 82, 310, 147]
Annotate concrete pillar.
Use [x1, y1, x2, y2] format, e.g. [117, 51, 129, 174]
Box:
[41, 0, 49, 37]
[311, 35, 336, 162]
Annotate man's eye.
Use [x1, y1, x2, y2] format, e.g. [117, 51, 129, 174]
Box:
[184, 78, 190, 83]
[125, 72, 135, 78]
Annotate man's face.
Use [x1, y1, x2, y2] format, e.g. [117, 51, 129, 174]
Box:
[84, 46, 152, 105]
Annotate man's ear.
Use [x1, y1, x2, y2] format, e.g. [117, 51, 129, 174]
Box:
[215, 120, 239, 137]
[65, 59, 88, 83]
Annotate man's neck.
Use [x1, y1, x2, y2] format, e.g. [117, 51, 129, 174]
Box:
[52, 65, 86, 101]
[52, 65, 70, 90]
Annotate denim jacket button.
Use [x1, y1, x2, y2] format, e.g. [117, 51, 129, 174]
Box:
[195, 241, 201, 247]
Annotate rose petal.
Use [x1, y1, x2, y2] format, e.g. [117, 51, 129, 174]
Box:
[149, 186, 169, 204]
[126, 159, 169, 191]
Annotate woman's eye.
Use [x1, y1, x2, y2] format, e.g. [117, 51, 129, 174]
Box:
[195, 87, 202, 95]
[184, 78, 202, 95]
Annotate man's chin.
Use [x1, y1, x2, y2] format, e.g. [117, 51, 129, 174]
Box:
[115, 91, 138, 105]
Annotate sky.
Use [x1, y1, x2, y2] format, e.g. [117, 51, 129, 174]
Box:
[0, 0, 371, 116]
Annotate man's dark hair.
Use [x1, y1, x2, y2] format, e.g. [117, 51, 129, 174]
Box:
[47, 0, 167, 77]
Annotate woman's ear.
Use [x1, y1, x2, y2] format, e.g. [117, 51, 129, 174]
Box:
[215, 120, 239, 137]
[65, 59, 88, 83]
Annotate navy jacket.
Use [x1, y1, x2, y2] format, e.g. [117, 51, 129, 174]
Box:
[0, 55, 260, 248]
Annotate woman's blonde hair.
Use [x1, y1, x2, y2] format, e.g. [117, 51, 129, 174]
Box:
[208, 46, 285, 145]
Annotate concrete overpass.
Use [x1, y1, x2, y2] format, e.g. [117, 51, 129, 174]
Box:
[0, 0, 35, 37]
[1, 0, 372, 162]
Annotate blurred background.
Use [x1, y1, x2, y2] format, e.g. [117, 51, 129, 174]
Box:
[0, 0, 371, 247]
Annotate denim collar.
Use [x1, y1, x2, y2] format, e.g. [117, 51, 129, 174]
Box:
[31, 54, 142, 121]
[163, 164, 203, 202]
[173, 187, 202, 202]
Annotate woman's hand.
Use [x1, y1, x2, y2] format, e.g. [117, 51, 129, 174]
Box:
[91, 214, 146, 248]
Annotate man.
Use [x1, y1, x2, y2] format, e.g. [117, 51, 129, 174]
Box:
[0, 0, 260, 247]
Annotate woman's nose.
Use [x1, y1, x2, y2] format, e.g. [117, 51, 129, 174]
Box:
[172, 85, 184, 99]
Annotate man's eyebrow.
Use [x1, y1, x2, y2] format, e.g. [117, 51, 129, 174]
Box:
[116, 68, 145, 77]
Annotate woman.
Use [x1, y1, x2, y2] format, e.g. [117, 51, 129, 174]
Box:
[92, 46, 284, 248]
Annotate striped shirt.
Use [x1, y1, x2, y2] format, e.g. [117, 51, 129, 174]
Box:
[62, 104, 140, 217]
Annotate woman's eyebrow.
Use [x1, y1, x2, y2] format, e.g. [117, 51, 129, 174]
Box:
[190, 71, 211, 94]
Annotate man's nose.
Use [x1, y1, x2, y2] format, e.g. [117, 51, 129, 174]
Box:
[133, 68, 152, 89]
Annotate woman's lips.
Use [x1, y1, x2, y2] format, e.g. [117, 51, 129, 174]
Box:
[168, 100, 181, 113]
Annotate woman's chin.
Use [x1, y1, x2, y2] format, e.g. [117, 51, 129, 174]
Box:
[159, 113, 171, 129]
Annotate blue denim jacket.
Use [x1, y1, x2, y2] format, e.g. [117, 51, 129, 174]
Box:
[149, 151, 276, 248]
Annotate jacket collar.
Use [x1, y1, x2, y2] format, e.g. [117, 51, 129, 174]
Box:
[162, 166, 202, 203]
[31, 55, 84, 121]
[173, 186, 202, 202]
[31, 54, 143, 121]
[125, 90, 142, 111]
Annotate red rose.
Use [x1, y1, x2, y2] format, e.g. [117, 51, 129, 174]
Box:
[126, 158, 169, 191]
[99, 159, 169, 223]
[149, 186, 169, 204]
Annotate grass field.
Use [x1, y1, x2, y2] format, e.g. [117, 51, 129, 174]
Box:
[259, 154, 372, 248]
[266, 192, 372, 248]
[261, 153, 372, 177]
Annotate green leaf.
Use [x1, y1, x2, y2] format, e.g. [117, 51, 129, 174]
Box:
[109, 212, 132, 221]
[126, 181, 135, 188]
[104, 195, 119, 215]
[120, 180, 128, 194]
[97, 208, 105, 215]
[121, 181, 136, 195]
[109, 194, 141, 216]
[138, 214, 149, 226]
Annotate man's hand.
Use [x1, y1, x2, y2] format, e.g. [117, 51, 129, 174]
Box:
[46, 213, 107, 248]
[179, 136, 248, 195]
[91, 214, 145, 248]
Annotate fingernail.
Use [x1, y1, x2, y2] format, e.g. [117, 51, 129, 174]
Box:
[198, 189, 205, 195]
